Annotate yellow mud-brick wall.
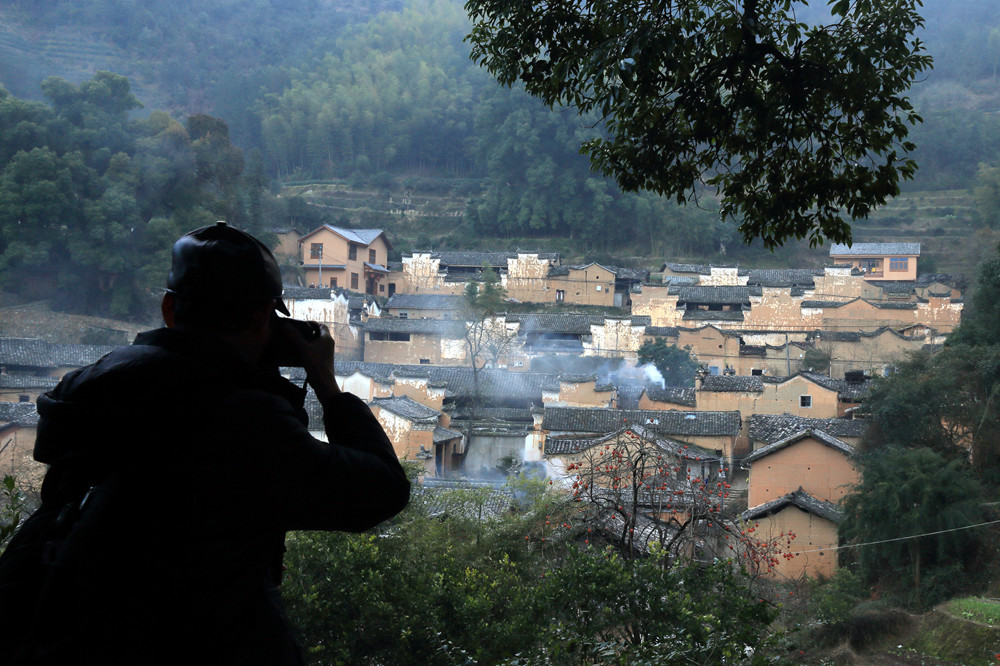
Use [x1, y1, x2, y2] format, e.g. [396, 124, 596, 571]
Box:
[364, 333, 456, 365]
[556, 380, 614, 408]
[750, 506, 840, 580]
[747, 436, 859, 507]
[392, 376, 446, 410]
[585, 319, 646, 359]
[504, 254, 552, 303]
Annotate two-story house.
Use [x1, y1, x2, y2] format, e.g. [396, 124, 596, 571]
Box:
[828, 242, 919, 281]
[298, 225, 391, 295]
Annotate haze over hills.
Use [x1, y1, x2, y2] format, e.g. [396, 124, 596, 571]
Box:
[1, 0, 999, 272]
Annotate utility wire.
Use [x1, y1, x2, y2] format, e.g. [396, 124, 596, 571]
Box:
[787, 518, 1000, 556]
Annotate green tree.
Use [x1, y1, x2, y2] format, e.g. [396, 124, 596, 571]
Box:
[636, 338, 699, 387]
[840, 447, 985, 608]
[465, 0, 931, 248]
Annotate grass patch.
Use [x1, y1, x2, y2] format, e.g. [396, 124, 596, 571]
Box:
[947, 597, 1000, 626]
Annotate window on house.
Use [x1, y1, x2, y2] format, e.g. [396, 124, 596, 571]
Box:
[18, 395, 30, 403]
[369, 249, 377, 264]
[399, 312, 408, 319]
[751, 368, 763, 376]
[310, 243, 323, 260]
[351, 273, 359, 289]
[800, 395, 812, 408]
[329, 277, 337, 288]
[419, 359, 430, 365]
[349, 245, 358, 261]
[556, 290, 565, 302]
[596, 285, 602, 291]
[709, 366, 721, 375]
[889, 257, 908, 271]
[369, 332, 411, 341]
[388, 283, 396, 296]
[379, 284, 384, 292]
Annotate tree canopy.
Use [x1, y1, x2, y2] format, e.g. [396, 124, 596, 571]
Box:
[465, 0, 932, 248]
[0, 74, 266, 316]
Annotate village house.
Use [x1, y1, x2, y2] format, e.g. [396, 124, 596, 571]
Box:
[0, 373, 59, 403]
[829, 242, 920, 280]
[541, 406, 742, 468]
[362, 318, 468, 366]
[741, 489, 844, 580]
[384, 293, 466, 319]
[280, 286, 378, 361]
[739, 428, 859, 579]
[741, 429, 859, 507]
[369, 396, 463, 477]
[298, 225, 391, 295]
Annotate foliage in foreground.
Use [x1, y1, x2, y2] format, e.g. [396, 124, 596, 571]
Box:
[282, 478, 777, 665]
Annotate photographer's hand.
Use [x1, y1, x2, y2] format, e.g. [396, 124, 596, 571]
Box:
[279, 320, 340, 401]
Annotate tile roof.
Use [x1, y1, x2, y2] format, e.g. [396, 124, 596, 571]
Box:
[645, 326, 680, 337]
[829, 242, 920, 256]
[0, 338, 119, 369]
[325, 225, 385, 246]
[370, 396, 441, 422]
[741, 488, 843, 523]
[682, 309, 745, 321]
[676, 286, 760, 304]
[507, 314, 607, 334]
[699, 375, 763, 393]
[745, 269, 819, 288]
[450, 407, 535, 422]
[742, 428, 856, 466]
[433, 425, 464, 443]
[608, 266, 650, 281]
[385, 294, 466, 310]
[417, 478, 513, 518]
[336, 362, 562, 402]
[748, 414, 868, 444]
[543, 407, 741, 437]
[544, 424, 719, 460]
[364, 318, 466, 336]
[662, 262, 710, 274]
[282, 285, 338, 300]
[0, 375, 59, 390]
[0, 401, 40, 426]
[643, 386, 697, 407]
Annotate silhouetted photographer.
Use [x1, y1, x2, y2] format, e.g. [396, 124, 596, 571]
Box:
[0, 223, 410, 665]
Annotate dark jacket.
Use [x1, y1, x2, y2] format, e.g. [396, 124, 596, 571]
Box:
[0, 328, 410, 665]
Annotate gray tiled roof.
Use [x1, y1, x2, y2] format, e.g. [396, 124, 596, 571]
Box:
[644, 387, 697, 407]
[748, 414, 868, 445]
[742, 428, 856, 466]
[544, 424, 719, 460]
[282, 285, 338, 300]
[800, 300, 849, 309]
[872, 280, 916, 295]
[0, 401, 40, 426]
[676, 286, 760, 304]
[699, 375, 763, 393]
[645, 326, 679, 337]
[364, 318, 466, 336]
[682, 309, 745, 321]
[662, 262, 710, 274]
[609, 266, 650, 281]
[0, 338, 119, 369]
[370, 396, 440, 422]
[325, 225, 384, 246]
[745, 269, 819, 288]
[871, 301, 917, 310]
[544, 407, 741, 437]
[829, 242, 920, 256]
[507, 314, 607, 335]
[450, 407, 534, 422]
[742, 489, 843, 523]
[433, 425, 464, 443]
[337, 362, 561, 402]
[0, 375, 59, 390]
[385, 294, 466, 310]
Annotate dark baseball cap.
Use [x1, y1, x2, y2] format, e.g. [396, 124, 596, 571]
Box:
[166, 221, 290, 316]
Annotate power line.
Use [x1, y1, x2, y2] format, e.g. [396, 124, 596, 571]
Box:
[787, 518, 1000, 556]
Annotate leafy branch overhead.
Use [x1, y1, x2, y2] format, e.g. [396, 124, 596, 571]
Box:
[465, 0, 932, 248]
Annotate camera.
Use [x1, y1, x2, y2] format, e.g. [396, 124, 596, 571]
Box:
[267, 315, 323, 367]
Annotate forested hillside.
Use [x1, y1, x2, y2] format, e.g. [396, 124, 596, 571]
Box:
[2, 0, 1000, 262]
